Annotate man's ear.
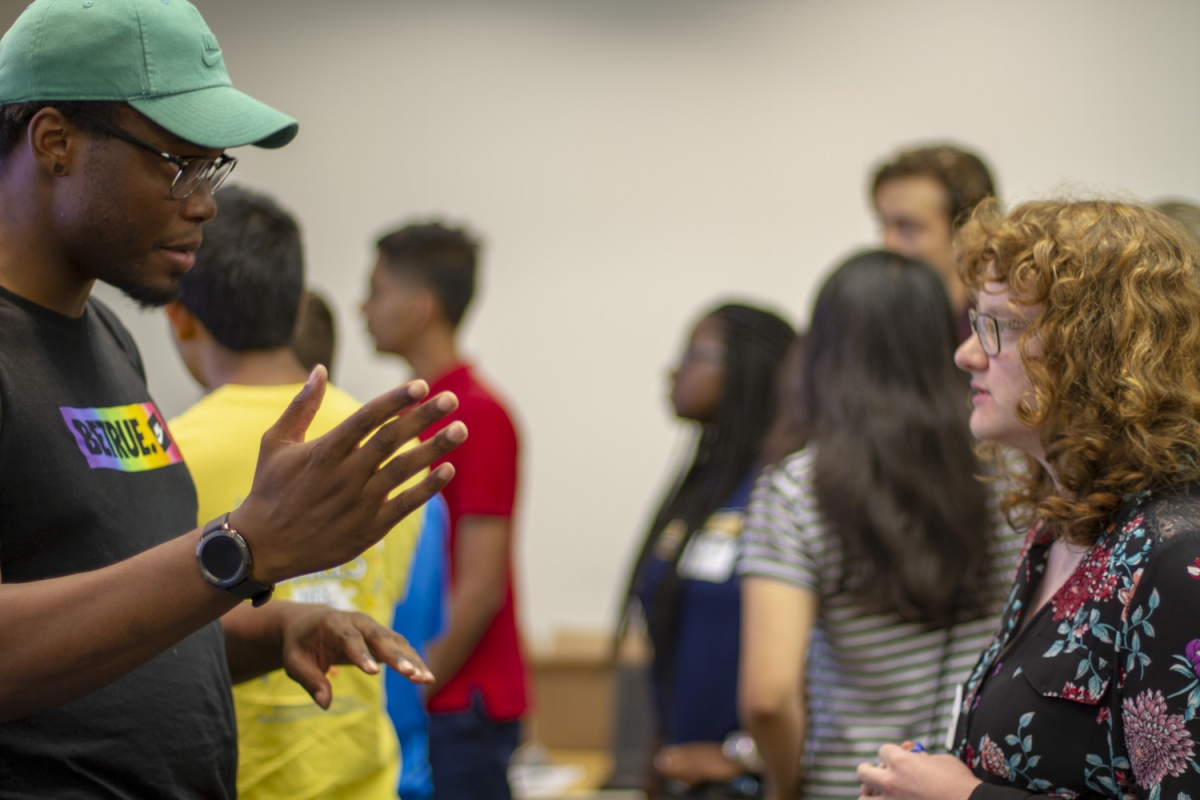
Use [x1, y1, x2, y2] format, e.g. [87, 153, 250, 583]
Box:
[164, 301, 198, 341]
[411, 287, 436, 327]
[27, 107, 77, 178]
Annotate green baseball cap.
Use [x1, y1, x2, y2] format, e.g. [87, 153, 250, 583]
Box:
[0, 0, 298, 149]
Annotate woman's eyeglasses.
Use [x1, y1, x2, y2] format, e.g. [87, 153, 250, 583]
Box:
[968, 309, 1034, 356]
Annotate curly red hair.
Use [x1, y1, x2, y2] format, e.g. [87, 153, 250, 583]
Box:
[959, 199, 1200, 544]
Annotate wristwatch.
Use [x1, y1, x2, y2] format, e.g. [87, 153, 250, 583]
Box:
[196, 512, 274, 607]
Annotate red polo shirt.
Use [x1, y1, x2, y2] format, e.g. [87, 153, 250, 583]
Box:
[421, 363, 528, 721]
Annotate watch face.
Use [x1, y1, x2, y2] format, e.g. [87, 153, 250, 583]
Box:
[201, 534, 247, 584]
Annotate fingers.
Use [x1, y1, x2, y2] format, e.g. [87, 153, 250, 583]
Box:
[857, 743, 902, 794]
[285, 651, 334, 710]
[369, 421, 466, 494]
[377, 463, 457, 530]
[357, 393, 461, 472]
[327, 617, 381, 676]
[653, 748, 681, 779]
[282, 606, 371, 709]
[876, 743, 905, 766]
[360, 623, 435, 684]
[319, 381, 435, 460]
[262, 366, 327, 448]
[856, 760, 887, 793]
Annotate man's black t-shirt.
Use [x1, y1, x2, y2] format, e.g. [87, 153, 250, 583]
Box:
[0, 285, 236, 798]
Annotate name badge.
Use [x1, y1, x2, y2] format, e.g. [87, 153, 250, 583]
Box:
[944, 683, 965, 751]
[678, 530, 740, 583]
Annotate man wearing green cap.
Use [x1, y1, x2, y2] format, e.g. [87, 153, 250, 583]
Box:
[0, 1, 466, 797]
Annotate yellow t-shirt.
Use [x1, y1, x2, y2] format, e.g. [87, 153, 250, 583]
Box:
[171, 383, 423, 800]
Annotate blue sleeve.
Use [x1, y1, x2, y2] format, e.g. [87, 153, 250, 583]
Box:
[393, 493, 449, 650]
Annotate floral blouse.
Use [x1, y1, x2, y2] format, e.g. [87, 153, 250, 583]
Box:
[952, 486, 1200, 799]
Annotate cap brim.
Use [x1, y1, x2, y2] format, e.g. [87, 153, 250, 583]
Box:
[128, 85, 298, 150]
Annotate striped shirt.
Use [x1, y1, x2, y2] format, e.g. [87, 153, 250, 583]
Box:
[736, 445, 1026, 799]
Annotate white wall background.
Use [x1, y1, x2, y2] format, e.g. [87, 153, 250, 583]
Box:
[7, 0, 1197, 646]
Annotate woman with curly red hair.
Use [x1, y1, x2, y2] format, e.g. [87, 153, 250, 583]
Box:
[857, 199, 1200, 799]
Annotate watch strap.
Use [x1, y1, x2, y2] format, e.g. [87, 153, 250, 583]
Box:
[199, 513, 274, 607]
[226, 575, 275, 607]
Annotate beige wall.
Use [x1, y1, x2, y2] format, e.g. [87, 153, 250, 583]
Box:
[9, 0, 1197, 644]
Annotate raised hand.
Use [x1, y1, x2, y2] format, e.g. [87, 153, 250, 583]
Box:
[230, 366, 466, 584]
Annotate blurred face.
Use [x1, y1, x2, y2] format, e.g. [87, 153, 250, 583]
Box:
[874, 175, 957, 286]
[360, 255, 427, 356]
[60, 108, 221, 307]
[954, 280, 1044, 458]
[670, 315, 725, 423]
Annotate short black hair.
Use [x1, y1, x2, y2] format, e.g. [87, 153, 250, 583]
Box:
[871, 144, 996, 230]
[179, 184, 304, 351]
[0, 101, 125, 169]
[375, 221, 479, 328]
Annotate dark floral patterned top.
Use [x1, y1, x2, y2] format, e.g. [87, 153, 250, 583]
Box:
[952, 486, 1200, 800]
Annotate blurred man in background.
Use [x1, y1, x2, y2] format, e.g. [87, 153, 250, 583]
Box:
[362, 222, 529, 800]
[871, 144, 997, 341]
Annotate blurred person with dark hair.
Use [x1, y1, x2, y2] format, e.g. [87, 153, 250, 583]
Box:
[166, 185, 432, 800]
[362, 220, 528, 800]
[737, 251, 1023, 799]
[618, 303, 794, 799]
[291, 288, 337, 376]
[1154, 198, 1200, 245]
[872, 144, 997, 341]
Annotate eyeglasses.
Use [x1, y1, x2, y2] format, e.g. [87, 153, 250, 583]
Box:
[968, 308, 1034, 356]
[76, 113, 237, 200]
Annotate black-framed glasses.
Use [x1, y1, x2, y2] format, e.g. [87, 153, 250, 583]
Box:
[968, 308, 1034, 357]
[76, 113, 237, 200]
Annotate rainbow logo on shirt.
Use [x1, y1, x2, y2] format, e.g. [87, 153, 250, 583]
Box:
[60, 403, 184, 472]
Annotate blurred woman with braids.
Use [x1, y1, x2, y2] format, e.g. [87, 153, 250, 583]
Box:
[737, 250, 1025, 800]
[619, 303, 795, 800]
[855, 202, 1200, 799]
